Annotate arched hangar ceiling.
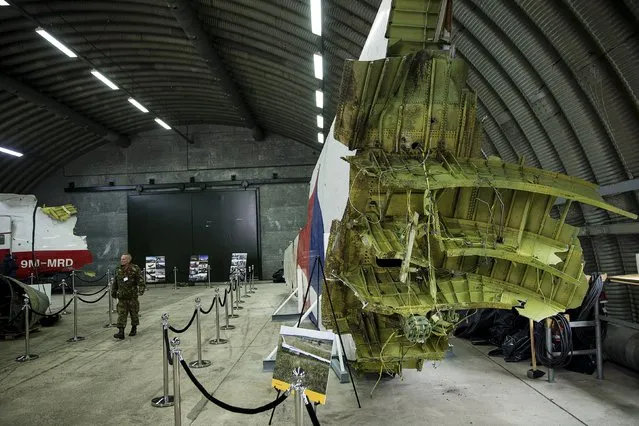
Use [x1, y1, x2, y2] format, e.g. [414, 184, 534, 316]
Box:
[0, 0, 637, 272]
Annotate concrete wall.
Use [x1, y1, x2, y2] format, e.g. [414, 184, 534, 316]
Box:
[32, 125, 317, 280]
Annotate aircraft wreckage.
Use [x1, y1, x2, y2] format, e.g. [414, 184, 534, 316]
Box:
[321, 0, 637, 374]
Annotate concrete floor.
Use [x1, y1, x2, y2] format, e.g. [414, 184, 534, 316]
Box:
[1, 282, 638, 426]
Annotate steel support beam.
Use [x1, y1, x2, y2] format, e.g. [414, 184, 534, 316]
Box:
[579, 222, 639, 236]
[63, 176, 311, 193]
[0, 71, 130, 148]
[168, 0, 264, 141]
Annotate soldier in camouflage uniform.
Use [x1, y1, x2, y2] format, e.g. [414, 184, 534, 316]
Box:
[111, 253, 145, 339]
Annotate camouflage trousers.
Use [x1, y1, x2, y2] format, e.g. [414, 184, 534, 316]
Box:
[116, 298, 140, 328]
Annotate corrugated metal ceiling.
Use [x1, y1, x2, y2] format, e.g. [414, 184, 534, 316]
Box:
[0, 0, 637, 273]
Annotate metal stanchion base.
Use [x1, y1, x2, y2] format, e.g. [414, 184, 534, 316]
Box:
[209, 338, 228, 345]
[220, 325, 236, 330]
[67, 336, 86, 343]
[234, 305, 244, 310]
[61, 310, 71, 315]
[238, 299, 246, 304]
[249, 290, 256, 294]
[244, 294, 251, 298]
[111, 309, 117, 313]
[16, 354, 39, 362]
[228, 313, 240, 318]
[188, 359, 212, 368]
[151, 395, 175, 408]
[104, 323, 116, 328]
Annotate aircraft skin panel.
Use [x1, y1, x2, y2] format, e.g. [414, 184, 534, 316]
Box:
[315, 0, 636, 374]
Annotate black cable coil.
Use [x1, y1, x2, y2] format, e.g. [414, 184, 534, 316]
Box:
[200, 296, 217, 315]
[78, 291, 109, 304]
[168, 309, 197, 333]
[535, 272, 604, 369]
[76, 284, 109, 297]
[536, 313, 573, 368]
[305, 399, 321, 426]
[180, 359, 289, 414]
[73, 273, 107, 283]
[30, 297, 75, 317]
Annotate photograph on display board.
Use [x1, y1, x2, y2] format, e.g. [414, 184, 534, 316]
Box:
[188, 254, 209, 282]
[229, 252, 247, 279]
[145, 256, 166, 283]
[272, 326, 335, 405]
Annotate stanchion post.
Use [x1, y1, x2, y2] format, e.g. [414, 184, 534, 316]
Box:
[292, 367, 306, 426]
[243, 271, 250, 298]
[108, 271, 117, 313]
[143, 268, 147, 292]
[16, 295, 39, 362]
[207, 265, 211, 289]
[249, 265, 256, 293]
[237, 275, 245, 304]
[173, 267, 178, 291]
[67, 290, 85, 342]
[189, 298, 211, 368]
[29, 273, 34, 286]
[171, 337, 182, 426]
[229, 280, 240, 316]
[152, 313, 175, 408]
[104, 280, 115, 328]
[210, 288, 229, 344]
[221, 287, 236, 330]
[61, 279, 70, 315]
[71, 270, 76, 293]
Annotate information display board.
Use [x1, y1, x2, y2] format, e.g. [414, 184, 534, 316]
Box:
[272, 326, 335, 405]
[189, 255, 209, 282]
[230, 252, 247, 280]
[145, 256, 166, 283]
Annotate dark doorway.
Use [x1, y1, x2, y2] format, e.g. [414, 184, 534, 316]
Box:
[127, 189, 260, 282]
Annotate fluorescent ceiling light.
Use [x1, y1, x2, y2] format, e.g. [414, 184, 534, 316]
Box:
[35, 27, 77, 58]
[0, 1, 10, 6]
[154, 118, 171, 130]
[128, 97, 149, 113]
[317, 132, 324, 144]
[0, 147, 23, 157]
[317, 115, 323, 128]
[313, 54, 323, 80]
[315, 90, 323, 108]
[311, 0, 321, 36]
[91, 70, 119, 90]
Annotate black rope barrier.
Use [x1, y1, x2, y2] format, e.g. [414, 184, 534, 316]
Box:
[200, 296, 217, 315]
[30, 297, 74, 317]
[305, 399, 321, 426]
[78, 291, 109, 304]
[164, 328, 173, 366]
[73, 273, 107, 283]
[219, 289, 229, 307]
[168, 309, 197, 333]
[180, 359, 290, 414]
[268, 389, 281, 425]
[76, 284, 109, 297]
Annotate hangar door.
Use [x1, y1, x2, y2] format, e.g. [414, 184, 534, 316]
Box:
[127, 189, 260, 282]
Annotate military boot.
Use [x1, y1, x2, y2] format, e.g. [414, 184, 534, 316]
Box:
[129, 326, 137, 336]
[113, 327, 125, 340]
